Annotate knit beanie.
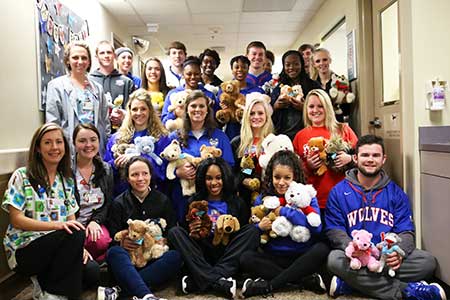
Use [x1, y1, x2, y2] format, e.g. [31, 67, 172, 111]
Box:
[115, 47, 134, 57]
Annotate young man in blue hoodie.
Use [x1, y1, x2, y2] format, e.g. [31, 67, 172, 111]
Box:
[326, 134, 446, 300]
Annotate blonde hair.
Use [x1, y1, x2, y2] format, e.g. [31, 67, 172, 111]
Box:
[237, 94, 274, 158]
[311, 48, 331, 80]
[116, 88, 168, 144]
[303, 89, 343, 136]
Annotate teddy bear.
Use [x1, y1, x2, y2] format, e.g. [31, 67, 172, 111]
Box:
[304, 136, 328, 176]
[111, 143, 136, 159]
[134, 136, 163, 166]
[280, 84, 304, 102]
[240, 154, 260, 204]
[271, 215, 311, 243]
[325, 135, 351, 173]
[345, 229, 380, 272]
[262, 73, 280, 94]
[216, 80, 245, 124]
[212, 214, 240, 246]
[284, 182, 321, 227]
[150, 91, 164, 113]
[114, 219, 155, 268]
[166, 90, 189, 132]
[186, 200, 212, 240]
[147, 218, 169, 259]
[259, 133, 294, 174]
[248, 196, 280, 244]
[376, 232, 405, 277]
[110, 95, 124, 130]
[329, 74, 355, 116]
[160, 140, 196, 196]
[191, 144, 223, 166]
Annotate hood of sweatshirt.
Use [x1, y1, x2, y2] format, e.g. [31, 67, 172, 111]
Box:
[345, 168, 391, 192]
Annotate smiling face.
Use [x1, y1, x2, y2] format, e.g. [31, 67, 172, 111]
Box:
[187, 97, 208, 125]
[283, 53, 302, 79]
[117, 52, 133, 74]
[355, 144, 386, 178]
[38, 129, 65, 167]
[201, 55, 218, 76]
[272, 164, 294, 196]
[306, 95, 326, 127]
[249, 102, 267, 129]
[130, 99, 150, 131]
[145, 60, 161, 84]
[183, 64, 202, 89]
[301, 48, 313, 68]
[96, 43, 115, 69]
[69, 45, 90, 75]
[205, 164, 223, 199]
[74, 128, 99, 161]
[127, 160, 151, 195]
[232, 60, 249, 82]
[247, 47, 265, 70]
[313, 50, 331, 75]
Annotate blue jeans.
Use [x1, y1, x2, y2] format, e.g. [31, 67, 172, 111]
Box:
[107, 246, 182, 298]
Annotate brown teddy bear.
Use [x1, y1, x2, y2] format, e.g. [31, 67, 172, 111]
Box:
[240, 154, 260, 204]
[325, 135, 351, 173]
[216, 80, 245, 124]
[212, 214, 240, 246]
[186, 200, 212, 239]
[160, 140, 196, 196]
[307, 136, 328, 176]
[114, 219, 156, 268]
[249, 204, 277, 244]
[191, 144, 223, 166]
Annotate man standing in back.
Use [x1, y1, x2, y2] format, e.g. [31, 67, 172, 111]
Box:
[165, 41, 187, 88]
[245, 41, 272, 88]
[89, 40, 134, 129]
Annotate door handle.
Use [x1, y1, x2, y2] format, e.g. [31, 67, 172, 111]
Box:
[369, 117, 382, 128]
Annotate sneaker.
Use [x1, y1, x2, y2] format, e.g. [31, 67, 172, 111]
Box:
[302, 273, 326, 294]
[404, 281, 447, 300]
[39, 292, 68, 300]
[329, 276, 352, 298]
[30, 276, 42, 300]
[97, 286, 120, 300]
[241, 278, 273, 298]
[132, 294, 167, 300]
[211, 277, 236, 299]
[181, 275, 197, 294]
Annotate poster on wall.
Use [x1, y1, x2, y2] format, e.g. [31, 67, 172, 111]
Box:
[347, 29, 357, 81]
[35, 0, 89, 111]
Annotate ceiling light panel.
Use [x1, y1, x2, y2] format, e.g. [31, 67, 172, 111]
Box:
[242, 0, 297, 12]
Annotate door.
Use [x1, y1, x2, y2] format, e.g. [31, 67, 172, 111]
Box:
[371, 0, 403, 187]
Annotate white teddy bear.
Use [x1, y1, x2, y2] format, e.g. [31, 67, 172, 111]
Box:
[285, 182, 321, 227]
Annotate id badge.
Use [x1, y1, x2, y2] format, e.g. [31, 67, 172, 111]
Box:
[83, 101, 93, 111]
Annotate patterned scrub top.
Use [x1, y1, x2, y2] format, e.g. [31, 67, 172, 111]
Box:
[2, 167, 78, 269]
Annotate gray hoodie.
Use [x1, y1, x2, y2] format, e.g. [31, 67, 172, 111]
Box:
[89, 69, 135, 108]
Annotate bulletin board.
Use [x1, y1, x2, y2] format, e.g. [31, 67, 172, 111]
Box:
[35, 0, 89, 110]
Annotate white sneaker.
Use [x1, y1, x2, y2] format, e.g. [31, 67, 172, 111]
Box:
[39, 291, 68, 300]
[30, 276, 42, 300]
[132, 294, 167, 300]
[97, 286, 120, 300]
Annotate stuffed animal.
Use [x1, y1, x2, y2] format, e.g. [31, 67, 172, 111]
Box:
[134, 136, 163, 165]
[345, 229, 380, 272]
[150, 91, 164, 113]
[147, 218, 169, 259]
[240, 154, 260, 204]
[284, 182, 321, 227]
[259, 134, 294, 172]
[166, 90, 189, 132]
[212, 214, 240, 246]
[111, 143, 137, 159]
[186, 200, 212, 240]
[376, 232, 405, 277]
[304, 137, 328, 176]
[114, 219, 155, 268]
[262, 73, 280, 94]
[329, 74, 355, 116]
[325, 135, 351, 173]
[249, 205, 274, 244]
[160, 140, 196, 196]
[110, 96, 124, 130]
[191, 144, 222, 166]
[280, 84, 304, 102]
[216, 80, 245, 124]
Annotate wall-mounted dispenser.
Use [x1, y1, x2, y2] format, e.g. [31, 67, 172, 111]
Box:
[426, 78, 447, 111]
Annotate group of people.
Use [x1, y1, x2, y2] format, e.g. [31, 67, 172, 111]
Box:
[2, 38, 447, 300]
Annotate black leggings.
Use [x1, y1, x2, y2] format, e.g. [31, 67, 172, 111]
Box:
[240, 241, 330, 290]
[14, 229, 96, 298]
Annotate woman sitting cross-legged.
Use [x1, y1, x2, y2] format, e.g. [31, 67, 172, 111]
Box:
[168, 157, 259, 299]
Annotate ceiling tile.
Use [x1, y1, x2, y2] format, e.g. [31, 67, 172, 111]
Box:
[192, 12, 240, 25]
[188, 0, 242, 13]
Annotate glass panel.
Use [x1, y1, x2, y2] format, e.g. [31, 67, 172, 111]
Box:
[381, 1, 400, 103]
[321, 20, 347, 77]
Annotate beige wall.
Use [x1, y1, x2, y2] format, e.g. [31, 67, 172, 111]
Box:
[0, 1, 129, 151]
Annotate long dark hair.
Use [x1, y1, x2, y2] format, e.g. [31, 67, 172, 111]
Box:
[278, 50, 308, 85]
[261, 150, 304, 196]
[141, 57, 170, 97]
[178, 90, 217, 147]
[72, 123, 106, 186]
[27, 123, 72, 192]
[193, 157, 236, 202]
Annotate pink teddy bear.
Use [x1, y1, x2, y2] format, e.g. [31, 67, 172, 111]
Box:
[345, 229, 381, 272]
